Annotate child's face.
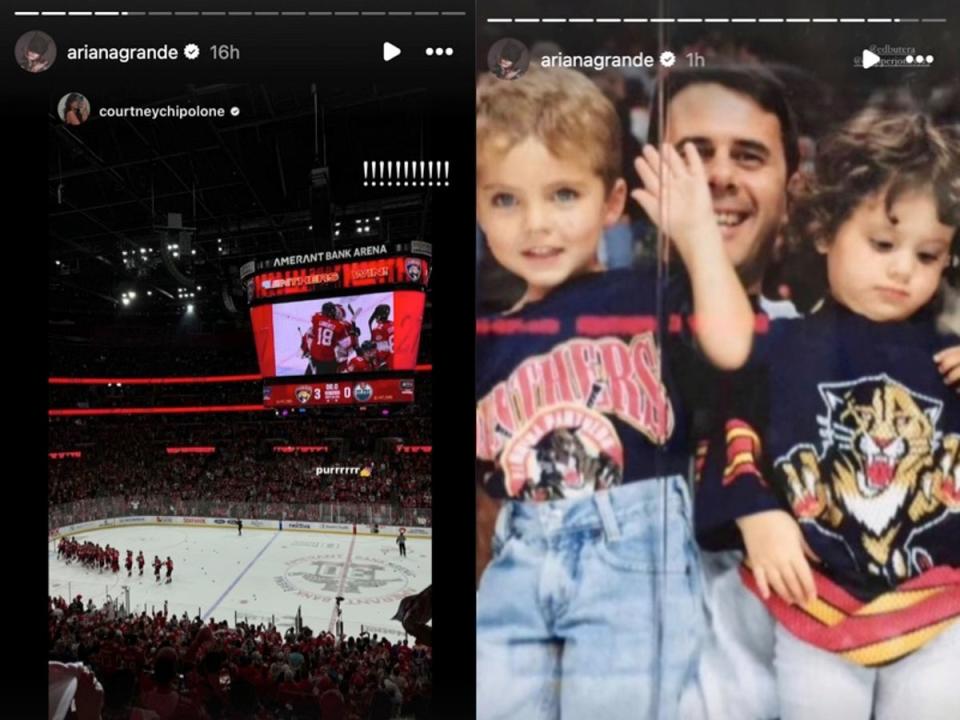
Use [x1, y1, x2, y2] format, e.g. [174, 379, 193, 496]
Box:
[819, 188, 953, 322]
[477, 136, 626, 304]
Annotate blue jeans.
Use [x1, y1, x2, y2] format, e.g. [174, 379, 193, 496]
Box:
[774, 620, 960, 720]
[679, 550, 778, 720]
[476, 476, 706, 720]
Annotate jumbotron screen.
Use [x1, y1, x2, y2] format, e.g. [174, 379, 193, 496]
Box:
[250, 289, 425, 377]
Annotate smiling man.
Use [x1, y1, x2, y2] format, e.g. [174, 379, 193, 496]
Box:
[656, 66, 799, 300]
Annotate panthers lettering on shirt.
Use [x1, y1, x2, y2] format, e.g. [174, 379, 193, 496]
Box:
[696, 301, 960, 664]
[476, 267, 691, 502]
[371, 320, 394, 369]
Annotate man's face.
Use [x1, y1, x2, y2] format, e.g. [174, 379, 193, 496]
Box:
[665, 83, 790, 292]
[25, 50, 42, 64]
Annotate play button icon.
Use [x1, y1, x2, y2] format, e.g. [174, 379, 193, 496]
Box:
[862, 49, 880, 69]
[383, 42, 401, 62]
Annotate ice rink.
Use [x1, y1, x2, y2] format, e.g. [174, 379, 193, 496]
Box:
[49, 525, 431, 640]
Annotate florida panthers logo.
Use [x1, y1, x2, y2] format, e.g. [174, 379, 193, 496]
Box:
[500, 403, 624, 501]
[295, 386, 313, 404]
[776, 375, 959, 582]
[530, 426, 622, 500]
[405, 259, 422, 283]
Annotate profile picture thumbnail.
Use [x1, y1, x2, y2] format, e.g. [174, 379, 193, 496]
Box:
[488, 38, 529, 81]
[58, 93, 92, 126]
[15, 30, 57, 73]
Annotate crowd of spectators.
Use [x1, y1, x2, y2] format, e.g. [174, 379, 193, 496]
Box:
[49, 597, 432, 719]
[50, 415, 430, 448]
[50, 345, 261, 377]
[49, 415, 432, 530]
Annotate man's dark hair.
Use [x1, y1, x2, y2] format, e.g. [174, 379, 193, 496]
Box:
[229, 677, 259, 713]
[201, 649, 226, 674]
[648, 64, 800, 178]
[154, 647, 178, 684]
[26, 32, 50, 55]
[499, 41, 523, 65]
[102, 668, 137, 711]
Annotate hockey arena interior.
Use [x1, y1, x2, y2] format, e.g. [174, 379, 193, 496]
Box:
[49, 81, 434, 719]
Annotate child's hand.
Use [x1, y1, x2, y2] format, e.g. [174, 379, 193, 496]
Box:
[934, 346, 960, 393]
[633, 142, 753, 369]
[631, 142, 722, 266]
[736, 509, 819, 606]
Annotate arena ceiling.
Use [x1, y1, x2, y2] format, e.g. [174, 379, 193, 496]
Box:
[49, 81, 435, 331]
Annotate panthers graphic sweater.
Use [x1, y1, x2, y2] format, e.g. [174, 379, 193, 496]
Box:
[695, 300, 960, 665]
[476, 267, 694, 502]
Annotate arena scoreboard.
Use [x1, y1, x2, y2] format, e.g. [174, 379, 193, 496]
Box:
[242, 242, 429, 406]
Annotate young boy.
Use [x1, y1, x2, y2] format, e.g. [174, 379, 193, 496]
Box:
[696, 110, 960, 720]
[475, 66, 753, 719]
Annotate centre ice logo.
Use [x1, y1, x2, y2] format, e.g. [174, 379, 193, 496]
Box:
[277, 554, 413, 602]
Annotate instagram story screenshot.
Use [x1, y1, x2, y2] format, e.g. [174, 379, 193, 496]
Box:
[475, 1, 959, 720]
[5, 1, 475, 718]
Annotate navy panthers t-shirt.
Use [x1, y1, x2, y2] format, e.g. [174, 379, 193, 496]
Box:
[696, 300, 960, 601]
[476, 266, 693, 502]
